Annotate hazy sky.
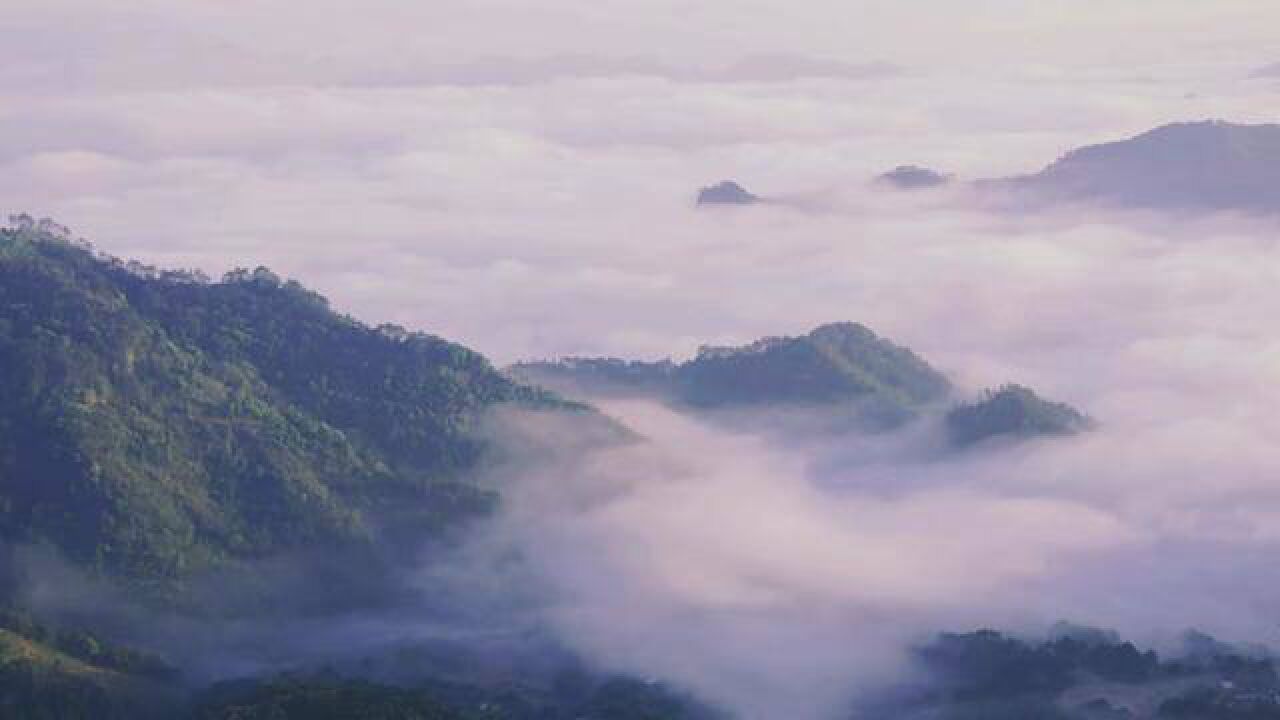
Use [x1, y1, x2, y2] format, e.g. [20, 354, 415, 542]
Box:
[3, 1, 1279, 364]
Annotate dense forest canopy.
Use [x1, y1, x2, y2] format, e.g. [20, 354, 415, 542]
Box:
[946, 384, 1095, 447]
[0, 216, 581, 589]
[513, 325, 1094, 446]
[514, 322, 956, 431]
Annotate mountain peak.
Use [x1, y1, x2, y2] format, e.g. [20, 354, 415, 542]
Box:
[0, 223, 580, 584]
[807, 321, 877, 341]
[986, 119, 1280, 213]
[517, 322, 952, 430]
[876, 165, 952, 189]
[697, 180, 760, 205]
[946, 384, 1094, 447]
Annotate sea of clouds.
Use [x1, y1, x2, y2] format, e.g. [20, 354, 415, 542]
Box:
[4, 2, 1280, 717]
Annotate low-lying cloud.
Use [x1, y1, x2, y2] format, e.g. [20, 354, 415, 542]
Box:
[5, 2, 1280, 717]
[465, 402, 1128, 717]
[457, 304, 1280, 715]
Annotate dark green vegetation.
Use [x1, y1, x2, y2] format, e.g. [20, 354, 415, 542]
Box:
[1159, 686, 1280, 720]
[511, 357, 676, 397]
[0, 217, 708, 719]
[190, 673, 724, 720]
[514, 322, 953, 429]
[0, 608, 175, 682]
[676, 323, 950, 411]
[946, 384, 1094, 447]
[514, 326, 1097, 444]
[189, 676, 460, 720]
[863, 628, 1280, 720]
[1, 642, 723, 720]
[920, 629, 1158, 699]
[0, 216, 580, 589]
[0, 604, 725, 720]
[0, 608, 177, 720]
[984, 120, 1280, 213]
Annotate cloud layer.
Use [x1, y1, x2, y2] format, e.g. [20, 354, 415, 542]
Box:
[5, 3, 1280, 717]
[2, 1, 1278, 366]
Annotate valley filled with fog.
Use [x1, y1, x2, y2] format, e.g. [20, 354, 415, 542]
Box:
[3, 2, 1280, 719]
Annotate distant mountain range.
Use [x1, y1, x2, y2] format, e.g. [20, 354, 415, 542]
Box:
[876, 165, 952, 189]
[701, 120, 1280, 214]
[696, 180, 761, 205]
[859, 626, 1280, 720]
[0, 607, 178, 719]
[513, 322, 1091, 444]
[0, 599, 722, 720]
[980, 120, 1280, 213]
[860, 120, 1280, 214]
[514, 322, 949, 429]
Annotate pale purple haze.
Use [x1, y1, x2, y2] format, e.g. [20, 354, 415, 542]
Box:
[5, 2, 1280, 718]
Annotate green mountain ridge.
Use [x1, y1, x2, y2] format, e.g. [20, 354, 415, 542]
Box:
[512, 324, 1092, 445]
[513, 322, 954, 429]
[680, 322, 952, 410]
[0, 619, 724, 720]
[0, 218, 582, 590]
[946, 384, 1096, 448]
[861, 627, 1280, 720]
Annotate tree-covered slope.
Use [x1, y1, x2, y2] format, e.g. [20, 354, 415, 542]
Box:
[0, 218, 572, 585]
[188, 676, 463, 720]
[863, 627, 1280, 720]
[514, 322, 952, 428]
[946, 384, 1094, 448]
[190, 673, 724, 720]
[515, 327, 1100, 448]
[508, 357, 676, 398]
[675, 322, 950, 410]
[0, 608, 178, 720]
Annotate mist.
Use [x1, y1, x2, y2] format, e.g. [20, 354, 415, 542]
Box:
[8, 114, 1280, 719]
[4, 2, 1280, 718]
[4, 1, 1280, 362]
[440, 190, 1280, 714]
[453, 291, 1280, 717]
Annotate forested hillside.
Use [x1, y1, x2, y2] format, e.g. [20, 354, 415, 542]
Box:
[514, 322, 954, 429]
[946, 384, 1095, 447]
[0, 607, 178, 719]
[513, 324, 1093, 445]
[861, 628, 1280, 719]
[0, 218, 578, 588]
